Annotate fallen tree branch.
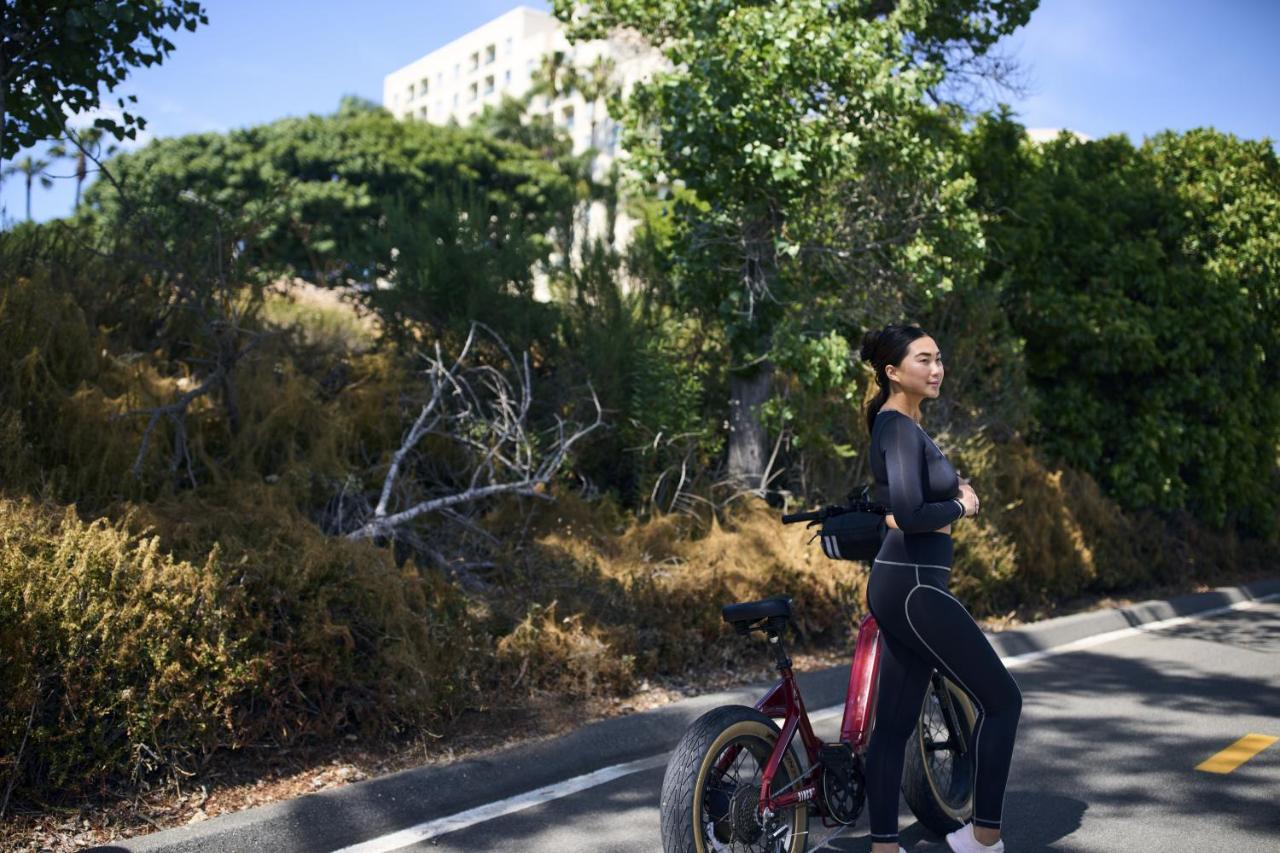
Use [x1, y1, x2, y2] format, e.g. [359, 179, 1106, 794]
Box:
[346, 323, 603, 544]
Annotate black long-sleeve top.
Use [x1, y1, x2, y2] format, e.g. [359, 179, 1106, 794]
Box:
[870, 409, 965, 534]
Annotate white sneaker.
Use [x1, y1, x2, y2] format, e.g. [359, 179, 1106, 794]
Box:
[946, 821, 1005, 853]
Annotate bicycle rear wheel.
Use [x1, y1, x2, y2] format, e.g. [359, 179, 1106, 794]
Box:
[659, 705, 809, 853]
[902, 673, 977, 834]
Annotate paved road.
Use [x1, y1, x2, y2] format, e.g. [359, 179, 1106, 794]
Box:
[108, 592, 1280, 853]
[359, 601, 1280, 852]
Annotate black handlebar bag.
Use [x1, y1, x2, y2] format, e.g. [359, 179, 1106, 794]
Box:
[818, 510, 887, 562]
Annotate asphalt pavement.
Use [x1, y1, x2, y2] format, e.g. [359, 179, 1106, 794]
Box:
[95, 579, 1280, 853]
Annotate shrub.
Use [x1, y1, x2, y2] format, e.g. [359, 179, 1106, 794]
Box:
[964, 116, 1280, 538]
[0, 493, 483, 801]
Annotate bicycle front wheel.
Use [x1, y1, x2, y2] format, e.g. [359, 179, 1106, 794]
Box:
[901, 672, 977, 835]
[659, 705, 809, 853]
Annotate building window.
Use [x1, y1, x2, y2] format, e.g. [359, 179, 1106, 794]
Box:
[420, 77, 430, 97]
[469, 51, 479, 71]
[437, 72, 443, 86]
[504, 69, 512, 85]
[484, 74, 495, 95]
[562, 105, 575, 130]
[453, 63, 460, 79]
[485, 44, 496, 65]
[407, 82, 416, 99]
[505, 37, 513, 55]
[452, 93, 459, 107]
[419, 105, 428, 119]
[468, 82, 478, 102]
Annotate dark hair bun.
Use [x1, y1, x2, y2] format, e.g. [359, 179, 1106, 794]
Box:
[860, 329, 881, 365]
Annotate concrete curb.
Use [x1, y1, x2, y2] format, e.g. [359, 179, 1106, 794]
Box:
[985, 577, 1280, 659]
[96, 577, 1280, 853]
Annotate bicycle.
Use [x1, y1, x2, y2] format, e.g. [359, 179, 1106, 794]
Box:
[658, 502, 978, 852]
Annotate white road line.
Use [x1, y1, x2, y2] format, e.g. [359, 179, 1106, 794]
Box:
[998, 593, 1280, 669]
[331, 593, 1278, 853]
[329, 754, 670, 853]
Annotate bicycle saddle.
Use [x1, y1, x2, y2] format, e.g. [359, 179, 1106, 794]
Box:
[721, 595, 792, 633]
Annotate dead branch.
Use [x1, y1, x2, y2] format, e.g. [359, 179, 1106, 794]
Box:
[372, 327, 479, 517]
[113, 335, 265, 484]
[347, 324, 604, 543]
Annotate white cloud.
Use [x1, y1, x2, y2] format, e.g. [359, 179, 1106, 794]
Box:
[1026, 127, 1094, 144]
[62, 102, 154, 151]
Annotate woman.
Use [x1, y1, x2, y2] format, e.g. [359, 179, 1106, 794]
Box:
[859, 323, 1022, 853]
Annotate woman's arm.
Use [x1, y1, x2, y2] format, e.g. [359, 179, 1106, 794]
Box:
[881, 417, 966, 534]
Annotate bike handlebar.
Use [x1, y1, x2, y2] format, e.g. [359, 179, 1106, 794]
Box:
[780, 509, 823, 524]
[781, 501, 888, 525]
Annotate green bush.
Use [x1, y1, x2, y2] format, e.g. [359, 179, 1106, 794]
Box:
[964, 115, 1280, 538]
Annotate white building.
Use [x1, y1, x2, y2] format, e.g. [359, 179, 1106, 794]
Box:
[383, 6, 657, 183]
[383, 6, 662, 290]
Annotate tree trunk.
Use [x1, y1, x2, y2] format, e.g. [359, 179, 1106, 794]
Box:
[726, 361, 773, 489]
[0, 3, 7, 179]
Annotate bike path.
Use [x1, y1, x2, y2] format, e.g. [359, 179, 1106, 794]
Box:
[98, 579, 1280, 853]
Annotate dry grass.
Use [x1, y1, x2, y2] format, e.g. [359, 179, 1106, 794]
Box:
[261, 278, 380, 352]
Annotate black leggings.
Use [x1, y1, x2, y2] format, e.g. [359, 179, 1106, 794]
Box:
[864, 530, 1022, 844]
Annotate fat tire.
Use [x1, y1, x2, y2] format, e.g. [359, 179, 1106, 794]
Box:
[901, 675, 978, 835]
[658, 704, 809, 853]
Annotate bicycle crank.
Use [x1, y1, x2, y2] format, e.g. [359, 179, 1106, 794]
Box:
[818, 742, 865, 825]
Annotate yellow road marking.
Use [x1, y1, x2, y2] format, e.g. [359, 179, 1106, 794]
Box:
[1196, 734, 1278, 774]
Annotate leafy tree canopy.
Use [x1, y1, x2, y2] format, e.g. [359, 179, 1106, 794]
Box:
[1, 0, 208, 160]
[83, 101, 576, 289]
[550, 0, 1035, 482]
[551, 0, 1035, 354]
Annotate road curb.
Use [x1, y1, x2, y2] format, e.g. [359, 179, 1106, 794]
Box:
[97, 577, 1280, 852]
[986, 577, 1280, 659]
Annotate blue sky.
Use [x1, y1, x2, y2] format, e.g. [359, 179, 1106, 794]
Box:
[3, 0, 1277, 224]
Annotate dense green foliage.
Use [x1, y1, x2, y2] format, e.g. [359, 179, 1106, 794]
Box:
[83, 97, 572, 286]
[553, 0, 1037, 481]
[964, 114, 1280, 536]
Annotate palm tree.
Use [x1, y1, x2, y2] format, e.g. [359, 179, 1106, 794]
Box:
[577, 56, 617, 152]
[530, 50, 574, 103]
[2, 156, 54, 221]
[48, 126, 105, 209]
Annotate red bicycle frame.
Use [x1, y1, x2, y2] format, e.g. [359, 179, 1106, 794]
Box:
[713, 613, 883, 818]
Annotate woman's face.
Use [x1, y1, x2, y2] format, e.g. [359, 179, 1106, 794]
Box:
[887, 335, 944, 399]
